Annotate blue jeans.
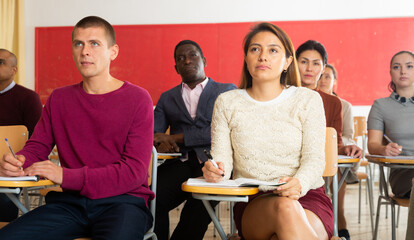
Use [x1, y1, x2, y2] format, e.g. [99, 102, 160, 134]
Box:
[0, 191, 152, 240]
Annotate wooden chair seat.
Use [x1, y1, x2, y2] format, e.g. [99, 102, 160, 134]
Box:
[389, 194, 410, 207]
[360, 159, 369, 167]
[39, 186, 63, 196]
[0, 222, 8, 229]
[357, 172, 368, 180]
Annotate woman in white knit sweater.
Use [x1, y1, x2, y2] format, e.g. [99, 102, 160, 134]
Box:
[202, 23, 333, 240]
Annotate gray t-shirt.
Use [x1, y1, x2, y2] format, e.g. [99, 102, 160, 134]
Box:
[368, 91, 414, 155]
[368, 91, 414, 197]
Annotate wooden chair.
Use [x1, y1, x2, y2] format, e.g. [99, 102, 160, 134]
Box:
[182, 182, 258, 240]
[353, 116, 375, 227]
[0, 125, 28, 156]
[182, 127, 340, 239]
[324, 127, 339, 237]
[367, 156, 413, 240]
[0, 125, 30, 209]
[405, 179, 414, 239]
[1, 146, 159, 240]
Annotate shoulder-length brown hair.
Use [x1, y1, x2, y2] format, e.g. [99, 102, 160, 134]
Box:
[239, 22, 301, 89]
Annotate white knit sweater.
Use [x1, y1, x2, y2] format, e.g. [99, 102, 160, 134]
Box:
[211, 86, 326, 196]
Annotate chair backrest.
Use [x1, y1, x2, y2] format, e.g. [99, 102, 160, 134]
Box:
[144, 146, 158, 239]
[323, 127, 338, 177]
[0, 125, 28, 156]
[353, 116, 367, 141]
[353, 116, 368, 158]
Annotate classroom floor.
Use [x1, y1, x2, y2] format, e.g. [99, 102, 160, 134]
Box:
[169, 183, 409, 240]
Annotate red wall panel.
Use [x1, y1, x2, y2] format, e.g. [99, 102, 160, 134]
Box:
[35, 18, 414, 105]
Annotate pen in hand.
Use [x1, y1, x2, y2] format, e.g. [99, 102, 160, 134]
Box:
[204, 149, 224, 177]
[383, 134, 402, 152]
[5, 138, 22, 170]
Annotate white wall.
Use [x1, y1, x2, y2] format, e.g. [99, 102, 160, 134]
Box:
[24, 0, 414, 115]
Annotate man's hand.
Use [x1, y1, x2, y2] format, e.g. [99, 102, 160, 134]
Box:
[0, 153, 25, 177]
[382, 143, 403, 156]
[24, 160, 63, 184]
[154, 133, 183, 153]
[339, 145, 363, 158]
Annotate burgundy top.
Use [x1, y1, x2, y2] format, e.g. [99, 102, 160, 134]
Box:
[316, 89, 343, 147]
[19, 82, 154, 203]
[0, 84, 42, 136]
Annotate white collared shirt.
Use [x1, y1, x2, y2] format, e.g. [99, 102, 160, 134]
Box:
[181, 77, 209, 119]
[0, 81, 16, 94]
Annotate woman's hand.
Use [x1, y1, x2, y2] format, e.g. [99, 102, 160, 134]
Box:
[273, 177, 302, 200]
[383, 143, 402, 156]
[202, 161, 225, 183]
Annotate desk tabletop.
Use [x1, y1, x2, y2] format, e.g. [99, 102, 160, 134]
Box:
[366, 155, 414, 164]
[0, 179, 55, 188]
[182, 181, 259, 196]
[157, 153, 182, 160]
[338, 158, 360, 164]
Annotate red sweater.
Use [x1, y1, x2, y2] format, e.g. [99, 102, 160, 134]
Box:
[0, 84, 42, 136]
[19, 82, 154, 202]
[316, 89, 343, 147]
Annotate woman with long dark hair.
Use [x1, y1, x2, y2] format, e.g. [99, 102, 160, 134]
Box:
[203, 22, 333, 240]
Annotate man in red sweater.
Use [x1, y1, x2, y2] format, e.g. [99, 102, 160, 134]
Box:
[0, 16, 154, 240]
[0, 49, 42, 222]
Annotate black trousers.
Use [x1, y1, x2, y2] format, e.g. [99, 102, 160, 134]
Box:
[0, 191, 152, 240]
[154, 151, 219, 240]
[0, 193, 19, 221]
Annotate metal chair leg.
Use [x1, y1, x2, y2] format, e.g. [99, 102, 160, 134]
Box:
[391, 201, 396, 240]
[230, 202, 236, 234]
[373, 196, 383, 240]
[358, 180, 362, 223]
[366, 176, 375, 234]
[396, 205, 400, 228]
[213, 203, 222, 237]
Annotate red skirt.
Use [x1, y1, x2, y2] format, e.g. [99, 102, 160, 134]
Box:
[233, 187, 333, 239]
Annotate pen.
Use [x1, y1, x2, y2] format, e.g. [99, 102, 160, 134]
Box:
[383, 134, 402, 151]
[383, 134, 393, 143]
[204, 149, 224, 177]
[5, 138, 22, 170]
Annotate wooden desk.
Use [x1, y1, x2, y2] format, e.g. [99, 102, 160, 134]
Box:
[157, 153, 181, 159]
[366, 155, 414, 240]
[0, 180, 55, 214]
[338, 156, 375, 234]
[157, 153, 182, 165]
[157, 155, 177, 160]
[182, 181, 258, 240]
[338, 156, 360, 188]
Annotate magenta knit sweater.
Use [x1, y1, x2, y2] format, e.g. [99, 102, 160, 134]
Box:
[18, 81, 154, 203]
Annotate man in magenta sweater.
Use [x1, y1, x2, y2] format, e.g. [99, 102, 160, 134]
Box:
[0, 49, 42, 222]
[0, 16, 154, 240]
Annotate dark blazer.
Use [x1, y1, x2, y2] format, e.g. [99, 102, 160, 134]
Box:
[154, 78, 236, 162]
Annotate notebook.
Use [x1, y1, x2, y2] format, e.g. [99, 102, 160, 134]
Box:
[0, 176, 39, 181]
[186, 177, 286, 187]
[368, 155, 414, 160]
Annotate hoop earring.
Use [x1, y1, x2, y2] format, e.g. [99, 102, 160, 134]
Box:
[283, 69, 287, 73]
